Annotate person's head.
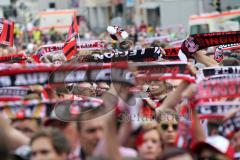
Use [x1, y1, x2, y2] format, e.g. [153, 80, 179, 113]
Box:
[44, 120, 79, 151]
[96, 82, 109, 97]
[193, 135, 234, 160]
[158, 147, 194, 160]
[156, 109, 179, 147]
[11, 118, 42, 138]
[137, 123, 162, 160]
[76, 117, 105, 156]
[30, 128, 70, 160]
[149, 81, 168, 97]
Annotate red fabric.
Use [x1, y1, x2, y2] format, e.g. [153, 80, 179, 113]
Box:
[0, 19, 14, 46]
[63, 39, 77, 60]
[67, 14, 78, 41]
[135, 132, 144, 148]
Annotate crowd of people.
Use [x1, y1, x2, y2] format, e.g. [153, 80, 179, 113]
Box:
[0, 15, 240, 160]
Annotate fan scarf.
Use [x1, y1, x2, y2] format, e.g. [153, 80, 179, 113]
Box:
[201, 66, 240, 78]
[218, 112, 240, 139]
[133, 61, 196, 82]
[196, 102, 240, 119]
[0, 54, 27, 63]
[39, 40, 107, 55]
[54, 97, 104, 121]
[0, 63, 135, 87]
[181, 31, 240, 55]
[0, 97, 103, 120]
[214, 43, 240, 62]
[0, 87, 30, 101]
[0, 18, 14, 46]
[203, 74, 240, 81]
[195, 77, 240, 100]
[1, 103, 47, 119]
[91, 47, 164, 62]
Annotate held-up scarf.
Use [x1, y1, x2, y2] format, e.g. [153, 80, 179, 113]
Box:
[201, 66, 240, 78]
[218, 112, 240, 139]
[0, 87, 30, 101]
[53, 97, 104, 121]
[181, 31, 240, 55]
[88, 47, 188, 62]
[214, 43, 240, 62]
[0, 63, 135, 87]
[195, 77, 240, 100]
[39, 40, 107, 54]
[196, 102, 240, 119]
[0, 54, 27, 63]
[0, 103, 47, 119]
[133, 61, 196, 82]
[90, 47, 164, 62]
[0, 97, 103, 120]
[0, 18, 14, 46]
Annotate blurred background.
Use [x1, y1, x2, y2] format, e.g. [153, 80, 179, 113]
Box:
[0, 0, 240, 50]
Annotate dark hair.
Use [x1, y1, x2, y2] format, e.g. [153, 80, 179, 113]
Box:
[30, 128, 70, 155]
[158, 147, 193, 160]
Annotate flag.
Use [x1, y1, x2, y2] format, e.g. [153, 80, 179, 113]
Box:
[63, 37, 77, 60]
[63, 15, 79, 60]
[67, 15, 78, 41]
[0, 18, 14, 46]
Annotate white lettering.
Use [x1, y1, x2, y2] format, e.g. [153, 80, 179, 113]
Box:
[0, 76, 11, 87]
[15, 74, 27, 86]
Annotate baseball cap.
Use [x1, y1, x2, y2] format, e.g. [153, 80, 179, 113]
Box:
[192, 135, 234, 159]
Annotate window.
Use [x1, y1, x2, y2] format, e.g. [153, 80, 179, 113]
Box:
[190, 24, 209, 34]
[49, 2, 55, 9]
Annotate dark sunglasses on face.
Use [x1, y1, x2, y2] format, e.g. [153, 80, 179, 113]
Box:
[161, 123, 178, 131]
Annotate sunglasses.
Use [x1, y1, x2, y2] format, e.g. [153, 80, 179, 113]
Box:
[160, 123, 178, 131]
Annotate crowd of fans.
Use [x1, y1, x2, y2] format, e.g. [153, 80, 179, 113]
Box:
[0, 18, 240, 160]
